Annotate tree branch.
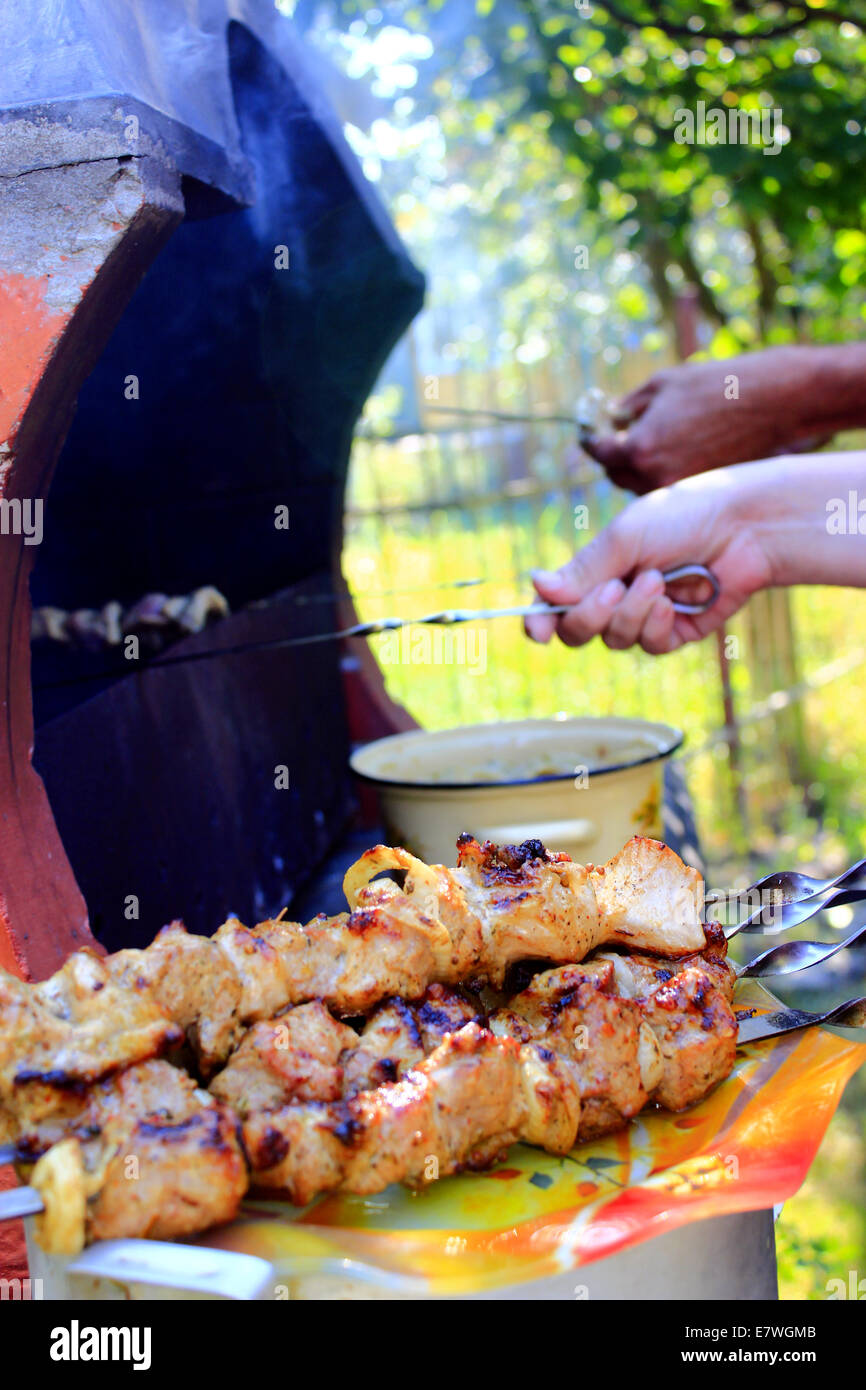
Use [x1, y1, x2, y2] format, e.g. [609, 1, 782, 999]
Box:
[741, 209, 778, 336]
[598, 1, 864, 46]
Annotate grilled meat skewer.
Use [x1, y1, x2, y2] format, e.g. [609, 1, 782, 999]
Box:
[221, 938, 736, 1202]
[22, 1023, 583, 1244]
[13, 945, 735, 1249]
[1, 835, 706, 1090]
[14, 986, 489, 1251]
[343, 833, 705, 985]
[241, 1022, 584, 1206]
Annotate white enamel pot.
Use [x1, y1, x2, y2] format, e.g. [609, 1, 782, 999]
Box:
[349, 716, 684, 865]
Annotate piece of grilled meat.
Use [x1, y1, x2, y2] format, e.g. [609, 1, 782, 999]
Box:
[492, 943, 737, 1122]
[595, 920, 736, 1004]
[635, 967, 739, 1110]
[0, 950, 181, 1148]
[490, 963, 664, 1140]
[23, 1059, 247, 1255]
[209, 985, 483, 1115]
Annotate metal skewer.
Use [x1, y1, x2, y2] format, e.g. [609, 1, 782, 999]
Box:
[287, 562, 720, 644]
[706, 854, 866, 910]
[36, 563, 721, 690]
[737, 995, 866, 1043]
[738, 910, 866, 978]
[723, 886, 866, 938]
[0, 1182, 42, 1217]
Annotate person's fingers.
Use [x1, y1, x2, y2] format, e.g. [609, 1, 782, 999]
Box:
[580, 430, 633, 473]
[604, 461, 655, 496]
[661, 628, 686, 654]
[601, 570, 666, 650]
[531, 523, 632, 609]
[582, 423, 665, 495]
[525, 609, 557, 643]
[612, 376, 663, 426]
[670, 612, 714, 648]
[526, 566, 627, 646]
[638, 595, 677, 655]
[554, 578, 627, 648]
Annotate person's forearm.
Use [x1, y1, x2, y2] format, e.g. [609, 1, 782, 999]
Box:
[796, 344, 866, 437]
[743, 343, 866, 441]
[733, 451, 866, 588]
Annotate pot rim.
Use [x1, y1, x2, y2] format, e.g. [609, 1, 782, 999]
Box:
[350, 717, 685, 792]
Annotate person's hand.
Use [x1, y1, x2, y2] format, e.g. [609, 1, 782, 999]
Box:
[527, 451, 866, 654]
[583, 347, 830, 494]
[523, 452, 866, 655]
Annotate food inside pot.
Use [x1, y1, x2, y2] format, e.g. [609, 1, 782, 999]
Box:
[350, 718, 682, 793]
[413, 738, 654, 784]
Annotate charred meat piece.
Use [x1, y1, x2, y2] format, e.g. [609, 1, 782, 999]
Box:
[0, 951, 181, 1147]
[340, 997, 424, 1095]
[342, 984, 482, 1095]
[638, 966, 738, 1110]
[108, 922, 242, 1074]
[595, 922, 736, 1005]
[454, 837, 601, 985]
[491, 965, 663, 1140]
[209, 1002, 358, 1115]
[23, 1059, 247, 1254]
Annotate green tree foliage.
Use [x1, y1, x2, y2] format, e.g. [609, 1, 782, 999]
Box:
[296, 1, 866, 353]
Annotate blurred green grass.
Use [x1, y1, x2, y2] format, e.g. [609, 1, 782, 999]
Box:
[345, 498, 866, 1300]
